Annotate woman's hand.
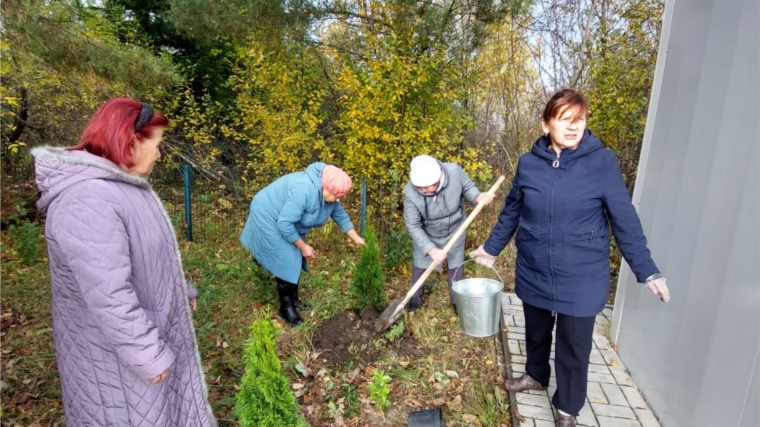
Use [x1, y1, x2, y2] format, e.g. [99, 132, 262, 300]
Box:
[347, 229, 366, 246]
[300, 244, 317, 260]
[470, 245, 496, 267]
[476, 192, 495, 205]
[189, 298, 197, 311]
[645, 275, 670, 302]
[151, 370, 169, 384]
[294, 239, 317, 260]
[428, 248, 448, 264]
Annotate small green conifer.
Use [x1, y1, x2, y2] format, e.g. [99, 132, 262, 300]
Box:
[235, 316, 309, 427]
[351, 226, 387, 311]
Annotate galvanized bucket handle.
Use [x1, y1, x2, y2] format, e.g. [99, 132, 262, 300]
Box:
[452, 258, 504, 286]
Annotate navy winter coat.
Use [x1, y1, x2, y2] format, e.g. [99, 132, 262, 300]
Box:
[483, 130, 659, 317]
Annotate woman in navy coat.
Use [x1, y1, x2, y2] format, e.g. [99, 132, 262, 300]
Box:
[471, 89, 670, 426]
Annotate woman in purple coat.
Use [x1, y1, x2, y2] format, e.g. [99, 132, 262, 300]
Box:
[33, 98, 216, 426]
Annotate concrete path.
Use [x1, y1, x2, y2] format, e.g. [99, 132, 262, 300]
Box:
[501, 292, 661, 427]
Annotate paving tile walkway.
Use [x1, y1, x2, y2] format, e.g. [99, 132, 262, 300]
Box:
[501, 292, 661, 427]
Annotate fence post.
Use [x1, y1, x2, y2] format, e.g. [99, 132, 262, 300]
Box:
[183, 164, 193, 242]
[360, 176, 367, 237]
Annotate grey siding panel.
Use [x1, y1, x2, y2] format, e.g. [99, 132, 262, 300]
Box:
[611, 0, 760, 425]
[739, 355, 760, 427]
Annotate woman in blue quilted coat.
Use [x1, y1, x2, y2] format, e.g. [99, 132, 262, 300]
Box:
[240, 163, 365, 325]
[471, 89, 670, 427]
[33, 98, 216, 426]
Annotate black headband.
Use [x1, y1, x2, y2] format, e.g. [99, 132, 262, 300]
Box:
[134, 103, 154, 133]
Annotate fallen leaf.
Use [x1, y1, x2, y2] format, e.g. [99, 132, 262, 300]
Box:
[317, 369, 327, 378]
[221, 341, 228, 349]
[593, 397, 605, 403]
[292, 383, 305, 390]
[486, 360, 494, 366]
[462, 414, 478, 423]
[432, 397, 446, 407]
[611, 361, 618, 367]
[410, 398, 423, 407]
[445, 370, 459, 378]
[295, 362, 309, 377]
[448, 395, 463, 410]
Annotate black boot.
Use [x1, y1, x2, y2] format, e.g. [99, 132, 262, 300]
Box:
[277, 283, 303, 325]
[290, 284, 312, 310]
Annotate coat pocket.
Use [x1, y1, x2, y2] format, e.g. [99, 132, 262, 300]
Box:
[515, 219, 541, 268]
[562, 229, 610, 267]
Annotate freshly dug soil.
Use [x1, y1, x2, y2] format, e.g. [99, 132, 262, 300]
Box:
[312, 306, 421, 366]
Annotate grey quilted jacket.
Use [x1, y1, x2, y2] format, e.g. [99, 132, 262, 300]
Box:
[33, 147, 217, 427]
[403, 161, 481, 269]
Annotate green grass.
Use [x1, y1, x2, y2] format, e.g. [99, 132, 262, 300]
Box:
[1, 207, 515, 426]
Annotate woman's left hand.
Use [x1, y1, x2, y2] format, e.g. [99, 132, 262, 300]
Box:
[189, 298, 197, 311]
[476, 192, 495, 205]
[645, 276, 671, 302]
[353, 236, 366, 246]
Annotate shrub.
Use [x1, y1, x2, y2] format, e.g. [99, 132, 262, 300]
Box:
[234, 315, 308, 427]
[381, 223, 412, 273]
[8, 204, 40, 265]
[350, 226, 386, 311]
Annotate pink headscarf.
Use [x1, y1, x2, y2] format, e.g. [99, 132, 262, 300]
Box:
[321, 165, 352, 197]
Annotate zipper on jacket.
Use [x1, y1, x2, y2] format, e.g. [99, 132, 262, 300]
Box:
[548, 153, 561, 313]
[590, 230, 594, 242]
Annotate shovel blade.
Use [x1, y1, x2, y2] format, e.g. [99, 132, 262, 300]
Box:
[375, 299, 404, 332]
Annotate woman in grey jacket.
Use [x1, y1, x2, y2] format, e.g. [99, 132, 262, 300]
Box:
[403, 155, 495, 312]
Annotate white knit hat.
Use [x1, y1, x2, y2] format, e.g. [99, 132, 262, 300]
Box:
[409, 155, 442, 187]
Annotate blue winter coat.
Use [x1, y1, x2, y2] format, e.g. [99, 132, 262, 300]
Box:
[483, 130, 659, 317]
[240, 163, 355, 284]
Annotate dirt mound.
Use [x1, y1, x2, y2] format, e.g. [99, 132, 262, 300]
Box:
[312, 306, 421, 366]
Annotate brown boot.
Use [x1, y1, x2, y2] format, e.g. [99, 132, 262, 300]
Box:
[554, 408, 576, 427]
[506, 374, 548, 392]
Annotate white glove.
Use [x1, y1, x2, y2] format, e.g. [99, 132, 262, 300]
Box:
[645, 274, 670, 303]
[428, 248, 448, 264]
[469, 245, 496, 267]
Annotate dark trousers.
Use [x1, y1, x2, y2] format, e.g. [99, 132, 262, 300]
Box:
[410, 264, 464, 304]
[523, 301, 595, 415]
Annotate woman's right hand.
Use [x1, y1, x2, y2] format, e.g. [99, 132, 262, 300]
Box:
[470, 245, 496, 267]
[151, 370, 169, 384]
[300, 243, 317, 260]
[428, 248, 448, 264]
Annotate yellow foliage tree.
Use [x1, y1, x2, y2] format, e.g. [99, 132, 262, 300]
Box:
[224, 41, 327, 188]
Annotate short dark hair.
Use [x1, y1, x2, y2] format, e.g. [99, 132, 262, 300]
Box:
[542, 89, 588, 123]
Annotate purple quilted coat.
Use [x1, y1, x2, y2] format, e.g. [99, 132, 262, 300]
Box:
[33, 147, 217, 427]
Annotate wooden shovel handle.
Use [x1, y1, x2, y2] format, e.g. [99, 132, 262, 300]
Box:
[397, 175, 506, 309]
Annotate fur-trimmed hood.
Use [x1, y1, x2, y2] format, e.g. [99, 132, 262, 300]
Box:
[32, 146, 150, 213]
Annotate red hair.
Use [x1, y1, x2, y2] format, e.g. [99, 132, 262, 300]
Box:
[542, 89, 588, 123]
[70, 98, 169, 167]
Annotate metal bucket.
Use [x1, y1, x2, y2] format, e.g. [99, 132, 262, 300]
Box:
[451, 261, 504, 337]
